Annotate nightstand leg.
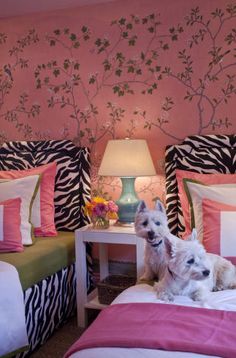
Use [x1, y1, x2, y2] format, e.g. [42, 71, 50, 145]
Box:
[99, 243, 109, 280]
[75, 232, 88, 328]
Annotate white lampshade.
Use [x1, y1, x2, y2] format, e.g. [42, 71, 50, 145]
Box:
[98, 139, 156, 177]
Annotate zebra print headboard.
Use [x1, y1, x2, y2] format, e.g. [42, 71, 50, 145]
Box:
[165, 134, 236, 237]
[0, 140, 91, 231]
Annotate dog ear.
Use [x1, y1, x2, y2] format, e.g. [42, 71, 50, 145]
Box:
[188, 228, 198, 241]
[155, 199, 166, 214]
[136, 200, 147, 213]
[164, 237, 176, 258]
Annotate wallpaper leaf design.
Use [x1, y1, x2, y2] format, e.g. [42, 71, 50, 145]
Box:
[34, 26, 130, 151]
[33, 4, 236, 148]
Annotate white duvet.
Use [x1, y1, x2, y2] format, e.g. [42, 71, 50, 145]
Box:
[70, 283, 236, 358]
[0, 261, 28, 357]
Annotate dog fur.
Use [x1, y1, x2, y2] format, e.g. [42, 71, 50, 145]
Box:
[134, 200, 177, 282]
[154, 230, 236, 302]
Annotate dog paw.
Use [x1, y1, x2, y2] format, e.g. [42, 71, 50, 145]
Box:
[140, 268, 158, 282]
[140, 274, 148, 281]
[157, 292, 174, 302]
[212, 285, 224, 292]
[154, 286, 174, 302]
[140, 274, 153, 282]
[191, 290, 208, 302]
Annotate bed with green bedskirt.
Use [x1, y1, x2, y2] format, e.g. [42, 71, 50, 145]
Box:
[0, 140, 92, 357]
[1, 232, 76, 291]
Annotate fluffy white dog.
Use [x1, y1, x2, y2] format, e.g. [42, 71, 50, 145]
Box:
[154, 229, 236, 302]
[135, 200, 177, 282]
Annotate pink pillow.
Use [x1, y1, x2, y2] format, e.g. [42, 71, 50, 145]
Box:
[0, 198, 23, 252]
[202, 198, 236, 265]
[176, 169, 236, 237]
[0, 162, 57, 237]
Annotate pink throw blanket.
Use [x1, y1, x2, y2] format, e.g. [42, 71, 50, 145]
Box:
[65, 303, 236, 358]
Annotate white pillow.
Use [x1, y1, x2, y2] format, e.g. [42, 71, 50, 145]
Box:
[0, 175, 40, 245]
[0, 179, 41, 228]
[220, 211, 236, 257]
[184, 180, 236, 242]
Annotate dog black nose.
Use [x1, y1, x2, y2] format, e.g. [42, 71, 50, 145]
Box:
[148, 230, 155, 240]
[202, 270, 210, 277]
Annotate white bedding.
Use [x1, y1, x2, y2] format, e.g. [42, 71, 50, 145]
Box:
[70, 283, 236, 358]
[0, 261, 28, 356]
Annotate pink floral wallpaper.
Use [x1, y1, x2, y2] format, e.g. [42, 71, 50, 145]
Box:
[0, 0, 236, 208]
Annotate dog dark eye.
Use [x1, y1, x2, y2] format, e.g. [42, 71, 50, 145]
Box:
[142, 220, 148, 227]
[155, 221, 161, 226]
[187, 258, 195, 265]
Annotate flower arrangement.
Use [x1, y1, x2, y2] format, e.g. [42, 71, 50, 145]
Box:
[84, 197, 119, 229]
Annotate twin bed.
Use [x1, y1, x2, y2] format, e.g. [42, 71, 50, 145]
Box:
[0, 140, 92, 357]
[65, 134, 236, 358]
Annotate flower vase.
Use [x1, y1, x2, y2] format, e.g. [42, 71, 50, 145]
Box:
[92, 216, 110, 230]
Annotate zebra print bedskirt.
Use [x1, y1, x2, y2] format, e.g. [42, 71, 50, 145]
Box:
[16, 263, 76, 357]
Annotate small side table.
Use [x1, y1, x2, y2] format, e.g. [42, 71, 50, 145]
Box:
[75, 224, 145, 327]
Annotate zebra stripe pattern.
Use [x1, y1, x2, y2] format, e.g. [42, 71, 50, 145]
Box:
[165, 134, 236, 237]
[17, 264, 76, 358]
[0, 140, 91, 230]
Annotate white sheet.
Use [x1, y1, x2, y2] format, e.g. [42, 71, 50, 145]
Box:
[70, 284, 236, 358]
[0, 261, 28, 356]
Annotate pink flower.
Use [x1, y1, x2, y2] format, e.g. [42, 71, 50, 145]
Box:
[107, 201, 118, 213]
[92, 203, 108, 217]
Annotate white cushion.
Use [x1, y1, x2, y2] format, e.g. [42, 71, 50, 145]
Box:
[220, 211, 236, 257]
[0, 175, 40, 245]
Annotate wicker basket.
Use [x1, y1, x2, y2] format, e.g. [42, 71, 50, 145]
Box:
[97, 274, 136, 305]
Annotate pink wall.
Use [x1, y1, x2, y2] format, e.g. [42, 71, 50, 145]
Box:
[1, 0, 236, 260]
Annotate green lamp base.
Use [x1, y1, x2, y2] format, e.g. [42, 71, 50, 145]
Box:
[116, 177, 140, 224]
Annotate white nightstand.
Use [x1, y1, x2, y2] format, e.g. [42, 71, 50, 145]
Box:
[75, 224, 145, 327]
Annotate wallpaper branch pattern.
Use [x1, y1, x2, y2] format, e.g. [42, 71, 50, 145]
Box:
[0, 30, 41, 138]
[139, 5, 236, 140]
[0, 0, 236, 203]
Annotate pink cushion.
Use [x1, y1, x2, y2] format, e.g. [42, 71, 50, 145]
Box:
[0, 162, 57, 236]
[0, 198, 23, 253]
[176, 169, 236, 237]
[202, 198, 236, 265]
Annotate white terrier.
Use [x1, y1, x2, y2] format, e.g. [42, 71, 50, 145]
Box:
[135, 200, 177, 282]
[154, 230, 236, 302]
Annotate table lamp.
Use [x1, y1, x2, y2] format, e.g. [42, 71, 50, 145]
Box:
[98, 138, 156, 225]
